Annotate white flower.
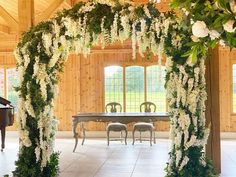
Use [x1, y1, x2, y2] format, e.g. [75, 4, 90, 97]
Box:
[223, 20, 235, 33]
[182, 8, 189, 16]
[230, 0, 236, 13]
[179, 156, 189, 171]
[191, 35, 199, 42]
[143, 5, 151, 18]
[186, 54, 197, 66]
[219, 39, 226, 46]
[192, 21, 209, 38]
[209, 30, 220, 40]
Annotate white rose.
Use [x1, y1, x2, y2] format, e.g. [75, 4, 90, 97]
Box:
[209, 30, 220, 40]
[230, 0, 236, 13]
[223, 20, 235, 33]
[192, 21, 209, 38]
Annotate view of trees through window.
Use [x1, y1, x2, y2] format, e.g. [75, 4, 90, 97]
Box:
[104, 65, 166, 112]
[105, 66, 124, 110]
[0, 67, 18, 110]
[7, 68, 18, 109]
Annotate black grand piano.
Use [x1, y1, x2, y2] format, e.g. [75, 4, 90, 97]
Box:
[0, 97, 14, 151]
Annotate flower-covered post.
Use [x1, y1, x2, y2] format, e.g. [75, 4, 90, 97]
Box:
[165, 57, 217, 176]
[13, 0, 234, 176]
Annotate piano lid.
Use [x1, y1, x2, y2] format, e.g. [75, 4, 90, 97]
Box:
[0, 97, 11, 106]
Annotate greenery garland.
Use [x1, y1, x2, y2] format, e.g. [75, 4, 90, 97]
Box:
[13, 0, 235, 176]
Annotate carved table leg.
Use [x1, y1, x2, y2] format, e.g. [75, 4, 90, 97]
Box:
[132, 128, 135, 145]
[124, 130, 127, 145]
[73, 118, 79, 152]
[153, 131, 156, 144]
[1, 127, 5, 151]
[81, 122, 86, 146]
[150, 130, 153, 146]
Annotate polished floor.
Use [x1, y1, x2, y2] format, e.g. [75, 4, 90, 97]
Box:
[0, 132, 236, 177]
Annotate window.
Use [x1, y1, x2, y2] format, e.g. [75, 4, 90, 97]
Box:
[147, 65, 166, 112]
[104, 65, 166, 112]
[105, 66, 124, 109]
[0, 67, 18, 110]
[126, 66, 144, 112]
[232, 64, 236, 112]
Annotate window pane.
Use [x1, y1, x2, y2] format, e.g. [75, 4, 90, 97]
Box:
[126, 66, 144, 112]
[147, 65, 166, 112]
[233, 64, 236, 112]
[6, 68, 18, 110]
[104, 66, 123, 110]
[0, 68, 4, 97]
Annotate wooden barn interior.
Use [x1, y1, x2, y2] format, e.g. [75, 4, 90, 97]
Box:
[0, 0, 236, 177]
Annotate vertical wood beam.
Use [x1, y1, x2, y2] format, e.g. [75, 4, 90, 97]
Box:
[144, 66, 147, 102]
[18, 0, 34, 35]
[205, 46, 221, 173]
[123, 66, 126, 112]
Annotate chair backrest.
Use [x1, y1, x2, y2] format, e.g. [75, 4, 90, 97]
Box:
[105, 102, 122, 113]
[140, 102, 156, 113]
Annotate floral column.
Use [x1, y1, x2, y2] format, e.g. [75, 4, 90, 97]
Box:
[165, 57, 216, 176]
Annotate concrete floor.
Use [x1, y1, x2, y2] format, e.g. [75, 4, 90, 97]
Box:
[0, 132, 236, 177]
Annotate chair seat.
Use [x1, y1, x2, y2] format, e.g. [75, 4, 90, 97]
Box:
[107, 122, 127, 131]
[133, 122, 154, 131]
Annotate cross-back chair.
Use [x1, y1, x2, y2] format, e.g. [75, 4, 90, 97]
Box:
[106, 102, 127, 146]
[132, 101, 156, 146]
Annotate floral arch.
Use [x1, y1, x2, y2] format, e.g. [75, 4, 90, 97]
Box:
[13, 0, 236, 176]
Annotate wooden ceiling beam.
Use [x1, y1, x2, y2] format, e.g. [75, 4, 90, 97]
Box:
[18, 0, 34, 35]
[0, 5, 18, 30]
[35, 0, 65, 24]
[64, 0, 73, 8]
[0, 24, 10, 34]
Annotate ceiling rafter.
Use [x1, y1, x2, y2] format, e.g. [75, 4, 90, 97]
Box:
[0, 5, 18, 30]
[35, 0, 65, 24]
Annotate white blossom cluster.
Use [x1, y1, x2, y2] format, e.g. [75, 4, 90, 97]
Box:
[166, 57, 209, 173]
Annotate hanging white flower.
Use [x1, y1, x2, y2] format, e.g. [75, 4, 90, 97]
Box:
[192, 21, 209, 38]
[223, 20, 235, 33]
[110, 13, 119, 43]
[179, 156, 189, 171]
[143, 5, 151, 18]
[131, 22, 137, 60]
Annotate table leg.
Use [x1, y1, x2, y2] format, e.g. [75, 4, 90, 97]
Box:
[150, 130, 152, 146]
[124, 130, 127, 145]
[1, 127, 5, 151]
[73, 119, 79, 152]
[81, 122, 86, 146]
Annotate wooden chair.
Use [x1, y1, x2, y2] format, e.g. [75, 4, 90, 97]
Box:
[132, 102, 156, 146]
[106, 102, 127, 146]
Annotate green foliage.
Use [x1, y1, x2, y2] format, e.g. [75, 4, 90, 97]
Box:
[13, 146, 59, 177]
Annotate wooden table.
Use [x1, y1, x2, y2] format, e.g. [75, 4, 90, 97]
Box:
[72, 112, 169, 152]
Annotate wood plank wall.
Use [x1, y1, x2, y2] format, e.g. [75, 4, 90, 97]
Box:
[3, 46, 236, 132]
[219, 47, 236, 132]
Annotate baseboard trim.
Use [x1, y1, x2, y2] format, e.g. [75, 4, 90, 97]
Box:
[5, 131, 236, 139]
